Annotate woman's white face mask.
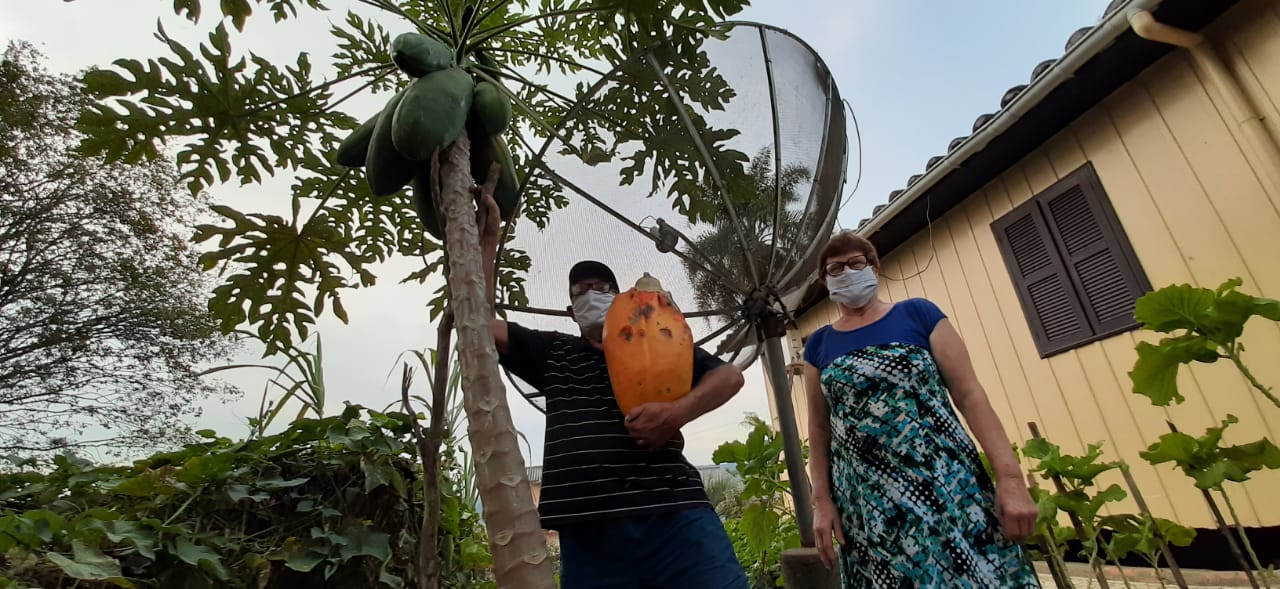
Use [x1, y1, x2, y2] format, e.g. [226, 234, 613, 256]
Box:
[826, 266, 878, 309]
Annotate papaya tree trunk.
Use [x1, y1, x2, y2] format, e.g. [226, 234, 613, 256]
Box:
[438, 133, 554, 588]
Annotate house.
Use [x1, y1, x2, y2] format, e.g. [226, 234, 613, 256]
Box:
[769, 0, 1280, 543]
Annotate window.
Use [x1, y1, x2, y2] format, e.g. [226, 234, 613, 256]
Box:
[990, 162, 1150, 357]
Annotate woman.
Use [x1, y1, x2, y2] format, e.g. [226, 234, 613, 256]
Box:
[804, 231, 1040, 588]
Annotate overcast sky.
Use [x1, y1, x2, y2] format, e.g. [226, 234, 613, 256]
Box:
[3, 0, 1111, 466]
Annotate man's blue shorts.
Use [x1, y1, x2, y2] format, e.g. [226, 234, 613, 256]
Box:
[557, 507, 750, 589]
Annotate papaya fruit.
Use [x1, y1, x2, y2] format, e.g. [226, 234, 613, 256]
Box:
[470, 81, 512, 135]
[410, 163, 445, 241]
[334, 115, 377, 168]
[602, 273, 695, 414]
[392, 67, 474, 161]
[489, 136, 520, 221]
[365, 88, 416, 197]
[467, 128, 520, 222]
[390, 33, 452, 77]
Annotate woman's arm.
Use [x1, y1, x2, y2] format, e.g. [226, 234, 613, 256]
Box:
[806, 362, 833, 503]
[930, 318, 1036, 541]
[805, 362, 845, 567]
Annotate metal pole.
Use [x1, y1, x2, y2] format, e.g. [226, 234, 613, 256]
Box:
[1119, 462, 1189, 589]
[762, 335, 815, 547]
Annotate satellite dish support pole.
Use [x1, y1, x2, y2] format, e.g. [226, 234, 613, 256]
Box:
[756, 307, 816, 548]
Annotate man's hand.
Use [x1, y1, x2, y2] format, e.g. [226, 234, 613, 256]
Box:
[473, 184, 500, 254]
[624, 402, 685, 449]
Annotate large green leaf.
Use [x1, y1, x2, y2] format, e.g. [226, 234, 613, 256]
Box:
[1219, 437, 1280, 472]
[172, 537, 229, 581]
[1022, 439, 1118, 485]
[336, 522, 392, 562]
[167, 0, 326, 30]
[1140, 415, 1278, 490]
[1138, 432, 1198, 467]
[276, 537, 327, 572]
[740, 502, 779, 557]
[78, 22, 357, 196]
[361, 454, 396, 493]
[1135, 278, 1280, 343]
[46, 540, 125, 582]
[71, 0, 752, 358]
[86, 519, 159, 560]
[106, 470, 188, 497]
[1156, 517, 1197, 547]
[1134, 283, 1215, 332]
[1129, 335, 1219, 406]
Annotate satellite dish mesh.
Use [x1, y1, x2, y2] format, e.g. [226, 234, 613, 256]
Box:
[497, 22, 848, 412]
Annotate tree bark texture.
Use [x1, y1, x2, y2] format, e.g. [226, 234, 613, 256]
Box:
[439, 134, 554, 588]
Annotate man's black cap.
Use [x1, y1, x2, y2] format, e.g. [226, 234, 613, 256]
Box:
[568, 260, 618, 291]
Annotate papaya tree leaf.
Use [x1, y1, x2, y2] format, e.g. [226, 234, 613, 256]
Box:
[76, 0, 750, 359]
[77, 21, 359, 196]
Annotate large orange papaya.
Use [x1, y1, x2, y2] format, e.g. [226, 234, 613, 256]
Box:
[602, 273, 695, 414]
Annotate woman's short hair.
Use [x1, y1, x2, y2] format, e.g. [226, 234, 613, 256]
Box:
[817, 230, 879, 278]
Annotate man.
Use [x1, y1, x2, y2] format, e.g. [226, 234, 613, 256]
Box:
[476, 192, 750, 588]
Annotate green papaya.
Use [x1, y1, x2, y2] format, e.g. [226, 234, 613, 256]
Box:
[410, 163, 445, 240]
[468, 129, 520, 222]
[471, 81, 512, 135]
[392, 67, 474, 161]
[334, 115, 378, 168]
[365, 88, 416, 197]
[390, 33, 452, 77]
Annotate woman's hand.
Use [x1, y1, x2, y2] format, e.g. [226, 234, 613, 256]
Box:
[994, 478, 1037, 542]
[812, 496, 846, 569]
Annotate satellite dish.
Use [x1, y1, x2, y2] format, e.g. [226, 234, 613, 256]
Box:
[493, 21, 852, 547]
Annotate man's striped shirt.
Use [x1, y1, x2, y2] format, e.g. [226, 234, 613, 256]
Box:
[499, 322, 723, 529]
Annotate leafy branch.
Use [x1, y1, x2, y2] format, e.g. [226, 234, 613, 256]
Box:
[1129, 278, 1280, 408]
[1023, 437, 1129, 583]
[1141, 416, 1279, 587]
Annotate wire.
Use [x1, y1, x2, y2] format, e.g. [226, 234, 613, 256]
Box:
[879, 191, 938, 282]
[834, 98, 865, 227]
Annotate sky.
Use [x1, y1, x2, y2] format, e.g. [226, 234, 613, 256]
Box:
[2, 0, 1113, 466]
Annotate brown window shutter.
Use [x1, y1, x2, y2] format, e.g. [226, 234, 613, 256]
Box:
[991, 201, 1092, 356]
[1039, 164, 1150, 338]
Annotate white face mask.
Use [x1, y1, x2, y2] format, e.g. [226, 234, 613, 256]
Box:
[571, 290, 615, 331]
[826, 266, 878, 309]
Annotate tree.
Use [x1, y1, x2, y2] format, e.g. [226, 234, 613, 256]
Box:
[0, 42, 237, 456]
[72, 1, 749, 585]
[682, 147, 813, 314]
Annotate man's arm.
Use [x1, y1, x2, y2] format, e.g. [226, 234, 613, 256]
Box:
[672, 363, 744, 426]
[624, 354, 744, 448]
[476, 187, 509, 354]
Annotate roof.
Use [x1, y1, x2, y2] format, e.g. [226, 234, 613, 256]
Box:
[791, 0, 1240, 317]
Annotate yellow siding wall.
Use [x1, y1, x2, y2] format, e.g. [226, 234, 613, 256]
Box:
[777, 0, 1280, 529]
